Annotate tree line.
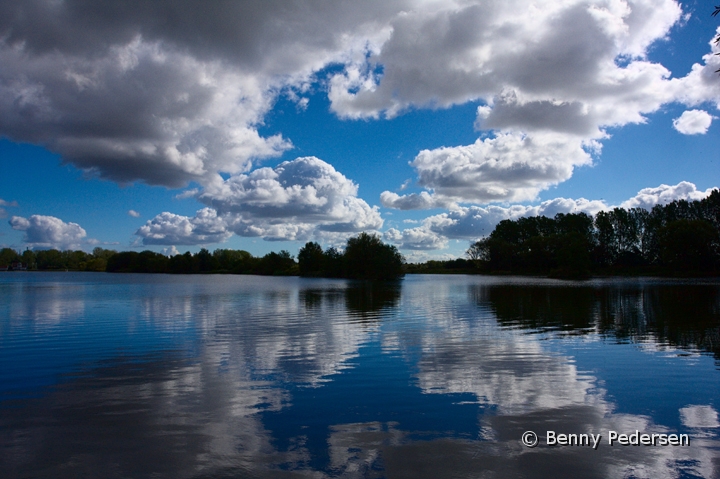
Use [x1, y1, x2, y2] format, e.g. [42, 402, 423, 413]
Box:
[0, 245, 299, 275]
[298, 232, 404, 280]
[0, 232, 405, 280]
[466, 190, 720, 277]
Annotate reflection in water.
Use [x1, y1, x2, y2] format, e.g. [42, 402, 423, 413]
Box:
[476, 281, 720, 358]
[344, 281, 402, 320]
[0, 273, 719, 478]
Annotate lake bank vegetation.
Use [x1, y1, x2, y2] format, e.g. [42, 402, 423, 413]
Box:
[0, 232, 405, 280]
[298, 232, 404, 280]
[465, 191, 720, 278]
[2, 192, 717, 279]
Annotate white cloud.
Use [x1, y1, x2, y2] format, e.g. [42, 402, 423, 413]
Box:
[328, 1, 720, 207]
[329, 0, 684, 124]
[620, 181, 716, 210]
[127, 209, 141, 218]
[672, 109, 714, 135]
[383, 227, 447, 250]
[135, 208, 232, 245]
[137, 157, 383, 244]
[0, 1, 406, 187]
[671, 27, 720, 109]
[2, 0, 719, 221]
[197, 156, 383, 241]
[380, 190, 440, 210]
[383, 132, 594, 206]
[9, 215, 89, 249]
[0, 37, 292, 187]
[0, 198, 18, 218]
[160, 245, 181, 257]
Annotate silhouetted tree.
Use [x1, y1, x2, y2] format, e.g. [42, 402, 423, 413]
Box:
[298, 242, 325, 276]
[213, 249, 252, 272]
[344, 232, 404, 280]
[256, 250, 297, 275]
[322, 247, 345, 278]
[658, 219, 719, 272]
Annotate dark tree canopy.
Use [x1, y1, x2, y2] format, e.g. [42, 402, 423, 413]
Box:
[466, 190, 720, 277]
[344, 232, 405, 281]
[298, 233, 405, 280]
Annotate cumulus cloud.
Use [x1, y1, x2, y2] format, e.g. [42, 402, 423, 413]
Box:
[3, 0, 720, 234]
[197, 156, 383, 241]
[160, 245, 181, 257]
[383, 227, 448, 250]
[383, 133, 594, 206]
[9, 215, 88, 249]
[0, 1, 406, 187]
[127, 209, 141, 218]
[380, 191, 440, 210]
[0, 198, 18, 218]
[620, 181, 716, 210]
[672, 109, 714, 135]
[2, 0, 717, 195]
[671, 27, 720, 109]
[137, 157, 383, 244]
[331, 1, 718, 207]
[135, 208, 232, 245]
[329, 0, 685, 122]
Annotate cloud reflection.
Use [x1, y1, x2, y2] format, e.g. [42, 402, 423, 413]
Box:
[1, 275, 719, 478]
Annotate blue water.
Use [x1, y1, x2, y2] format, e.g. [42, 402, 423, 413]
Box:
[1, 272, 719, 478]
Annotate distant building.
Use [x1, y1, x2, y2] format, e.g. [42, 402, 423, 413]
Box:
[10, 262, 26, 271]
[0, 265, 8, 271]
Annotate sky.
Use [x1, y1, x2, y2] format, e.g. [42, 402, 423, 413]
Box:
[0, 0, 719, 262]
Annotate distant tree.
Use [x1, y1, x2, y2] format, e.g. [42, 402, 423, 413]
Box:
[344, 232, 404, 281]
[64, 250, 89, 270]
[298, 242, 325, 276]
[21, 249, 36, 269]
[257, 250, 297, 276]
[553, 231, 591, 278]
[322, 247, 344, 278]
[36, 249, 64, 270]
[106, 252, 138, 272]
[466, 239, 490, 262]
[213, 249, 252, 272]
[658, 219, 719, 273]
[195, 248, 217, 272]
[168, 251, 194, 274]
[0, 248, 19, 267]
[92, 247, 117, 260]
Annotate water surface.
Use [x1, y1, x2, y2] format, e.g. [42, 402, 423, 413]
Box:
[1, 273, 719, 478]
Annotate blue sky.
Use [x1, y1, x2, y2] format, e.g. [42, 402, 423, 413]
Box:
[0, 0, 718, 261]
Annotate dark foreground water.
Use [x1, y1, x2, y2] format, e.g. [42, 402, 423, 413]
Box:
[1, 273, 719, 478]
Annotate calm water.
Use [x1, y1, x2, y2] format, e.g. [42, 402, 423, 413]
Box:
[1, 273, 719, 478]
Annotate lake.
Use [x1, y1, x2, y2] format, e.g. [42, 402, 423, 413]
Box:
[1, 272, 719, 478]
